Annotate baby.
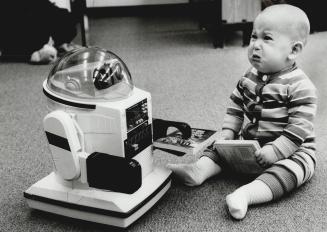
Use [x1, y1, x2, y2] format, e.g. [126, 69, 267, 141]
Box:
[168, 4, 317, 220]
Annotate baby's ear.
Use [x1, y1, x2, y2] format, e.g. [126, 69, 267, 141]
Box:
[288, 41, 303, 60]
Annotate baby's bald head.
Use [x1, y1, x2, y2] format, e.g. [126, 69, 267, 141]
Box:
[255, 4, 310, 45]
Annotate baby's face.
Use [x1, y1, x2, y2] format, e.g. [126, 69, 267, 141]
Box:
[248, 15, 294, 74]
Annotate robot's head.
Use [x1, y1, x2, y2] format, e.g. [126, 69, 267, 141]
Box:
[44, 47, 134, 109]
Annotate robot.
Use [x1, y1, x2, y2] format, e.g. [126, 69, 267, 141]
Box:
[24, 47, 191, 228]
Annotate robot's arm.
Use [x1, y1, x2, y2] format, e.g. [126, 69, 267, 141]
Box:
[43, 110, 87, 181]
[152, 118, 192, 141]
[152, 118, 192, 156]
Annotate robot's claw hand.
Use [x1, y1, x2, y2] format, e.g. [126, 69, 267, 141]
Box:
[93, 63, 112, 90]
[93, 62, 123, 90]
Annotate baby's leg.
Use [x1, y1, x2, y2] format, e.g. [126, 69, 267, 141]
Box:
[167, 156, 222, 186]
[226, 150, 315, 219]
[226, 180, 273, 219]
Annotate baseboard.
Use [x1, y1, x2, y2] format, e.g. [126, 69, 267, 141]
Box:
[87, 0, 188, 8]
[86, 3, 192, 18]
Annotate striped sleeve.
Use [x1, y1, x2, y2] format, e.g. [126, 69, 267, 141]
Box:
[222, 80, 245, 133]
[272, 76, 317, 158]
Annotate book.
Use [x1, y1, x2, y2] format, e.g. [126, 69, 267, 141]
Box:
[213, 140, 263, 174]
[153, 128, 219, 156]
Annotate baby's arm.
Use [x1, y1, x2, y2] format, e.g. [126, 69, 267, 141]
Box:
[205, 77, 244, 157]
[270, 76, 317, 160]
[220, 129, 235, 140]
[221, 79, 245, 139]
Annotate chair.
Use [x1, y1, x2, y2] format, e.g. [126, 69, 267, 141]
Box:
[214, 0, 261, 48]
[70, 0, 89, 46]
[191, 0, 261, 48]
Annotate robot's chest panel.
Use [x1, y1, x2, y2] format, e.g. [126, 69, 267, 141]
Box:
[124, 99, 152, 159]
[126, 99, 148, 131]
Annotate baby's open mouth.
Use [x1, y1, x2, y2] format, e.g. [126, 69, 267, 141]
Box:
[252, 54, 261, 62]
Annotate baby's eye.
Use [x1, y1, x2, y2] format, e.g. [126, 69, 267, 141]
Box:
[251, 34, 257, 39]
[264, 35, 273, 40]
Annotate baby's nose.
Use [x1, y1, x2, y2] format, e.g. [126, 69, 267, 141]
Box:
[252, 40, 261, 50]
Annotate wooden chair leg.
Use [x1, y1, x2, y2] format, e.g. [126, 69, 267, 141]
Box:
[213, 23, 224, 48]
[242, 22, 253, 47]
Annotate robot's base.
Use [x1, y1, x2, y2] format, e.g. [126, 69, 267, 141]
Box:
[24, 167, 171, 228]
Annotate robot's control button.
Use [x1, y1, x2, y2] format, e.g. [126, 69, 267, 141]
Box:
[262, 75, 268, 81]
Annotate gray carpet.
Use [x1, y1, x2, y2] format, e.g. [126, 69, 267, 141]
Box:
[1, 13, 327, 232]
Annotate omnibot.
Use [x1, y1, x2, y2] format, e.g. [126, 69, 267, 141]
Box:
[24, 47, 190, 228]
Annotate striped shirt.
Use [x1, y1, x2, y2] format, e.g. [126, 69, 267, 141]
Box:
[223, 64, 317, 159]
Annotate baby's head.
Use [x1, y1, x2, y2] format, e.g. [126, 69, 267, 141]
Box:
[248, 4, 310, 74]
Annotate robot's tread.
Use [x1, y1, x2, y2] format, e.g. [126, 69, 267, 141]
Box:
[24, 173, 171, 219]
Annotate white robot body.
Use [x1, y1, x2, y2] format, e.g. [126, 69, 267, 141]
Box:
[74, 87, 152, 158]
[42, 84, 154, 182]
[24, 48, 172, 228]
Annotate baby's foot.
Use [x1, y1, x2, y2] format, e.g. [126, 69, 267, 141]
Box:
[166, 163, 205, 186]
[226, 190, 249, 220]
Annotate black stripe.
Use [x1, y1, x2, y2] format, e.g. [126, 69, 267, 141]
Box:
[255, 83, 264, 96]
[283, 131, 303, 146]
[45, 131, 71, 151]
[273, 163, 299, 189]
[243, 89, 256, 100]
[226, 108, 244, 118]
[230, 94, 244, 107]
[304, 137, 315, 143]
[244, 112, 254, 121]
[263, 101, 286, 109]
[289, 156, 306, 173]
[236, 80, 244, 94]
[43, 88, 96, 109]
[266, 168, 291, 195]
[289, 98, 317, 108]
[262, 93, 286, 102]
[260, 117, 288, 123]
[24, 173, 172, 218]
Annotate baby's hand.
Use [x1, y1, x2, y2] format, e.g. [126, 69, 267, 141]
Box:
[255, 145, 278, 168]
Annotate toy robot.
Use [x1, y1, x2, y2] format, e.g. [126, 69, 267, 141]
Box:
[24, 47, 191, 228]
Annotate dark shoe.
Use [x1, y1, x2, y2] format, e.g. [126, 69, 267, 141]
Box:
[57, 42, 83, 56]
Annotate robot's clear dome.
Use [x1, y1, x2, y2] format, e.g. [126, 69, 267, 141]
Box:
[46, 47, 134, 102]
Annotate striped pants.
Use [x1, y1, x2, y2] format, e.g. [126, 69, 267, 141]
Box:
[203, 147, 316, 200]
[256, 148, 316, 200]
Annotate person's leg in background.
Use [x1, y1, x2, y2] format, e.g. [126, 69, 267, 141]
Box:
[0, 1, 57, 63]
[46, 1, 82, 56]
